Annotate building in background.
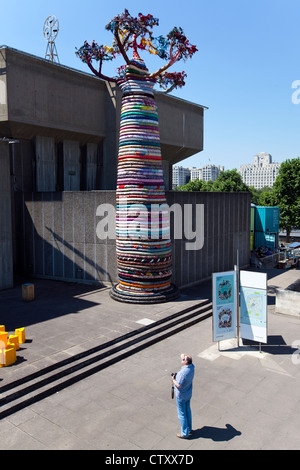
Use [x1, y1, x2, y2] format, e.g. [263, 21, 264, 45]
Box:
[199, 164, 224, 182]
[172, 163, 224, 188]
[238, 152, 280, 189]
[189, 167, 202, 182]
[172, 166, 191, 188]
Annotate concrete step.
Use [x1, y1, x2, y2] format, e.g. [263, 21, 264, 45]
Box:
[0, 299, 212, 419]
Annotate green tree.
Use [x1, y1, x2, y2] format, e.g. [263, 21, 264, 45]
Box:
[249, 186, 273, 205]
[206, 179, 215, 191]
[248, 186, 260, 205]
[212, 169, 250, 192]
[257, 188, 276, 206]
[272, 157, 300, 241]
[176, 169, 251, 193]
[176, 178, 207, 191]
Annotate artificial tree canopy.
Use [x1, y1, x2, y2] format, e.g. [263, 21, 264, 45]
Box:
[76, 9, 197, 92]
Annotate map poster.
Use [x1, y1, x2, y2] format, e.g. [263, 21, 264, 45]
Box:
[240, 271, 267, 343]
[212, 271, 237, 342]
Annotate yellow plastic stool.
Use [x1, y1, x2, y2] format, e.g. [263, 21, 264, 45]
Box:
[8, 334, 20, 350]
[0, 346, 17, 367]
[15, 328, 26, 344]
[0, 325, 5, 332]
[0, 331, 8, 348]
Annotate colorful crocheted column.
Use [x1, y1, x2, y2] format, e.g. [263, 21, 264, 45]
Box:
[110, 57, 179, 303]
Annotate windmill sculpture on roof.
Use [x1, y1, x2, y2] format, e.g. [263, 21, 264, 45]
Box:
[43, 15, 60, 63]
[76, 9, 197, 303]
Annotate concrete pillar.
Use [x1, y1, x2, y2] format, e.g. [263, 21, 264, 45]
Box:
[35, 136, 56, 191]
[85, 143, 98, 190]
[0, 141, 13, 289]
[100, 82, 120, 190]
[162, 160, 171, 190]
[63, 140, 81, 190]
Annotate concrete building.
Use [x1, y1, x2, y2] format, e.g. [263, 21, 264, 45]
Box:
[197, 164, 224, 182]
[189, 167, 201, 182]
[16, 190, 251, 289]
[173, 164, 224, 188]
[0, 141, 13, 289]
[238, 152, 280, 189]
[0, 46, 205, 289]
[0, 46, 251, 291]
[0, 46, 205, 192]
[172, 166, 191, 189]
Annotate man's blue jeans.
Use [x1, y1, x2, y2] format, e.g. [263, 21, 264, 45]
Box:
[176, 397, 192, 437]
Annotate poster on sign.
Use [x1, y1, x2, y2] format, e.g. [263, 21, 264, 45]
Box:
[240, 270, 267, 344]
[212, 271, 237, 342]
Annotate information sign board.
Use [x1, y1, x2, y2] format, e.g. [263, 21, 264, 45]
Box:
[240, 271, 267, 343]
[212, 271, 237, 342]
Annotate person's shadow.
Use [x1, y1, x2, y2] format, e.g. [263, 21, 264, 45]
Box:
[190, 424, 241, 441]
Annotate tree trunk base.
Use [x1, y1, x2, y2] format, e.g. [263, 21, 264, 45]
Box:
[110, 283, 180, 304]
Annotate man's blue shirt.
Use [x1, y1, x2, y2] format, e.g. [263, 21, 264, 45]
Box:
[174, 364, 195, 400]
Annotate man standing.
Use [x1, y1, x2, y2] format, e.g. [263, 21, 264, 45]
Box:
[172, 353, 195, 439]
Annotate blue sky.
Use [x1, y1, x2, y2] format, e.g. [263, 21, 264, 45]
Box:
[1, 0, 299, 170]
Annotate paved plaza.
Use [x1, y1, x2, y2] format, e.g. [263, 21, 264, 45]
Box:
[0, 267, 299, 450]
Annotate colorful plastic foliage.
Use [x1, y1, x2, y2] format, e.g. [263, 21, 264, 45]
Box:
[76, 9, 197, 92]
[76, 10, 197, 303]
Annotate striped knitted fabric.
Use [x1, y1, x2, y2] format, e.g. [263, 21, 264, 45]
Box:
[113, 57, 175, 301]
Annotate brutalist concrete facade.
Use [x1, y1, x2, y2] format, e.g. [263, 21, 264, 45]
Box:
[0, 46, 206, 289]
[15, 191, 251, 288]
[0, 47, 252, 292]
[0, 142, 13, 289]
[0, 47, 205, 192]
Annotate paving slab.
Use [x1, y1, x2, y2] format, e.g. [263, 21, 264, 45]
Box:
[0, 267, 299, 450]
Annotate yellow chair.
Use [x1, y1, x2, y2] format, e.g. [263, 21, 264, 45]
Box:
[0, 346, 17, 367]
[0, 331, 8, 348]
[15, 328, 26, 344]
[8, 334, 20, 350]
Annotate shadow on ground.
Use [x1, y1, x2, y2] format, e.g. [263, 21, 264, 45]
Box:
[190, 424, 241, 441]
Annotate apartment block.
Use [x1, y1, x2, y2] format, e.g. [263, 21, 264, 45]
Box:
[172, 164, 224, 188]
[238, 152, 280, 189]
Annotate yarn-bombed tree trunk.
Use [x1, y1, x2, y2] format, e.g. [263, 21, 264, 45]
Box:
[76, 10, 197, 303]
[112, 56, 178, 303]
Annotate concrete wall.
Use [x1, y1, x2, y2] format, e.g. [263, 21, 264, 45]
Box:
[156, 93, 204, 164]
[1, 48, 107, 142]
[15, 191, 116, 285]
[14, 191, 251, 288]
[0, 47, 205, 191]
[275, 279, 300, 317]
[0, 47, 208, 291]
[0, 142, 13, 289]
[35, 136, 56, 191]
[166, 191, 250, 287]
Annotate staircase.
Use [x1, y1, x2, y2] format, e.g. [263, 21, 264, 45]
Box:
[0, 299, 212, 419]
